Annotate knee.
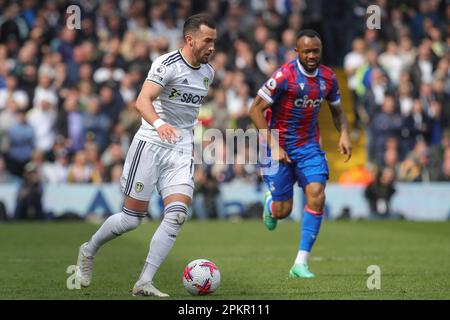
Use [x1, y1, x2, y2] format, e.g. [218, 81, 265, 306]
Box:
[164, 209, 188, 226]
[306, 188, 325, 212]
[163, 202, 189, 231]
[272, 202, 292, 219]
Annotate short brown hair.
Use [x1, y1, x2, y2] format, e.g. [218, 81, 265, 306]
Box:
[183, 13, 216, 37]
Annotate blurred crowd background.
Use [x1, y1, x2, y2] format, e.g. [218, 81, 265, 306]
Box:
[0, 0, 449, 220]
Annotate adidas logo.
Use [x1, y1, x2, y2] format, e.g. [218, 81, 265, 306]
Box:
[182, 78, 189, 85]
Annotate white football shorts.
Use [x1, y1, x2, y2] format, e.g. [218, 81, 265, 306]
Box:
[120, 136, 194, 201]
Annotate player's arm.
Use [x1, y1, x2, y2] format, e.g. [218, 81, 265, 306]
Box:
[328, 101, 352, 162]
[249, 95, 291, 163]
[135, 81, 178, 144]
[326, 71, 352, 162]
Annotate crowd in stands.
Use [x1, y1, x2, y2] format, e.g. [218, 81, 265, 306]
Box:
[343, 0, 449, 182]
[0, 0, 448, 219]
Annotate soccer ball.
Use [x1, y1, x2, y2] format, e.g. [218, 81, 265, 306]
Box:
[182, 259, 221, 296]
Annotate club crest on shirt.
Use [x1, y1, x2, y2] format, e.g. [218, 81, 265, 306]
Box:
[203, 77, 209, 89]
[320, 80, 326, 91]
[135, 182, 144, 193]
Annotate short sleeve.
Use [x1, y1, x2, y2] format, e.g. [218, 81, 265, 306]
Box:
[207, 63, 215, 84]
[146, 58, 176, 87]
[257, 68, 289, 105]
[326, 73, 341, 106]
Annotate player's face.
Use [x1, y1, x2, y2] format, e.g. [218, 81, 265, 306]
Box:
[295, 36, 322, 73]
[190, 25, 217, 64]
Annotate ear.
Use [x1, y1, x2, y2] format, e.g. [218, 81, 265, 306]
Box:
[185, 34, 193, 46]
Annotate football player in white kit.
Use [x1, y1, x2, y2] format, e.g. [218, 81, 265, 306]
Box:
[75, 14, 216, 297]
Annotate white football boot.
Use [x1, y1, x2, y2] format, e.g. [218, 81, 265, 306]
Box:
[75, 242, 94, 287]
[132, 282, 170, 298]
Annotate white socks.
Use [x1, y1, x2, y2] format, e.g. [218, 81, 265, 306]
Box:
[295, 250, 310, 265]
[137, 202, 188, 285]
[84, 209, 144, 256]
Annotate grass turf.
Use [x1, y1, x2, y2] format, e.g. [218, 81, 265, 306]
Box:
[0, 219, 449, 300]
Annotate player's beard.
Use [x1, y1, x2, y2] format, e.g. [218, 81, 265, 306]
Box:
[300, 59, 319, 74]
[198, 50, 211, 64]
[193, 44, 211, 64]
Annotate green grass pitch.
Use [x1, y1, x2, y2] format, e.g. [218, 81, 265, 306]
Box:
[1, 219, 449, 300]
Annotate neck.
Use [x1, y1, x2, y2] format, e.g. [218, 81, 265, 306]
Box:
[180, 46, 200, 67]
[297, 59, 318, 77]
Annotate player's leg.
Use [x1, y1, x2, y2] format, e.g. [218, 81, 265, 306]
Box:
[133, 190, 191, 297]
[290, 146, 329, 278]
[262, 162, 295, 230]
[133, 149, 194, 297]
[76, 139, 156, 287]
[76, 196, 149, 287]
[290, 181, 326, 278]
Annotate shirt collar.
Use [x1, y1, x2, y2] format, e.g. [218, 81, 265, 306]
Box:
[297, 59, 318, 78]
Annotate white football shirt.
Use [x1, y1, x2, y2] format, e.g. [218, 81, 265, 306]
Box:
[135, 49, 214, 150]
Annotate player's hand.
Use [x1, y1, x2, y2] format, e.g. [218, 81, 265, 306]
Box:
[156, 123, 179, 144]
[339, 132, 352, 162]
[271, 145, 292, 164]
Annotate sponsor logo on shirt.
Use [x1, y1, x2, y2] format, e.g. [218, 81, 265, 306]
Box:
[294, 95, 323, 108]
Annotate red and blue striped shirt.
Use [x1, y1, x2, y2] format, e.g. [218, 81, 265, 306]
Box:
[257, 59, 340, 151]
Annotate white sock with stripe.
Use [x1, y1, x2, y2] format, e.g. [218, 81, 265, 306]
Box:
[84, 209, 145, 257]
[137, 202, 188, 285]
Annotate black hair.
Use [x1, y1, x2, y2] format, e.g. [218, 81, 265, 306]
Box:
[296, 29, 321, 41]
[183, 13, 216, 37]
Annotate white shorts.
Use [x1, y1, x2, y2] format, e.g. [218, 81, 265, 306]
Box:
[120, 137, 194, 201]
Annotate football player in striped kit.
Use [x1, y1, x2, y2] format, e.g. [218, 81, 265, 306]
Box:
[75, 13, 216, 297]
[250, 30, 352, 279]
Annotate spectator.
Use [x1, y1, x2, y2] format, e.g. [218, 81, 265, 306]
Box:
[0, 74, 29, 111]
[26, 91, 57, 154]
[410, 40, 435, 91]
[401, 99, 430, 151]
[66, 150, 101, 184]
[192, 165, 223, 219]
[14, 162, 45, 220]
[378, 41, 403, 87]
[56, 93, 85, 153]
[344, 37, 366, 131]
[429, 130, 450, 181]
[41, 148, 69, 184]
[83, 96, 112, 153]
[101, 141, 124, 182]
[201, 88, 229, 132]
[398, 36, 416, 71]
[370, 95, 403, 166]
[4, 109, 34, 177]
[364, 167, 397, 219]
[398, 140, 431, 182]
[0, 97, 19, 153]
[255, 38, 279, 77]
[93, 53, 126, 85]
[98, 84, 124, 125]
[397, 82, 414, 117]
